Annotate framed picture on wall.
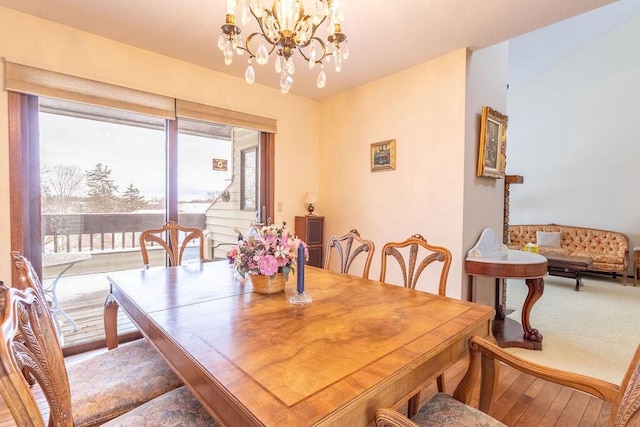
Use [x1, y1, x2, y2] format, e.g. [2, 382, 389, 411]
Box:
[477, 106, 508, 179]
[370, 139, 396, 172]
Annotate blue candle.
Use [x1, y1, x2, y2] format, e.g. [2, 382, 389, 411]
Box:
[297, 244, 305, 293]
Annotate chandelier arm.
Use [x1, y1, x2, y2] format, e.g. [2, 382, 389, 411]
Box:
[315, 50, 333, 62]
[249, 7, 283, 47]
[297, 36, 328, 63]
[292, 12, 326, 45]
[235, 46, 254, 58]
[242, 31, 278, 59]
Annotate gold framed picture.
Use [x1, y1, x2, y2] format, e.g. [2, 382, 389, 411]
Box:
[477, 106, 508, 179]
[370, 139, 396, 172]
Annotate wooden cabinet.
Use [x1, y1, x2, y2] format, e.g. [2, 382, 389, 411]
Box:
[295, 216, 324, 268]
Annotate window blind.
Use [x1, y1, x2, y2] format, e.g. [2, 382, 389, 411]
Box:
[176, 99, 277, 134]
[5, 62, 175, 119]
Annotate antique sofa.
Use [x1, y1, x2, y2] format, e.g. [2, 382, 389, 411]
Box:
[508, 224, 629, 283]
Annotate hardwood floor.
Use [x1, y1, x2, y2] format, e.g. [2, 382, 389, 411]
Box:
[0, 355, 634, 426]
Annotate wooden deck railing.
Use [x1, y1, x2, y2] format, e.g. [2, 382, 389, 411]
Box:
[42, 213, 206, 253]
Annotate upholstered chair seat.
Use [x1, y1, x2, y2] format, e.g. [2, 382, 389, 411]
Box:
[409, 393, 505, 427]
[68, 339, 184, 426]
[375, 389, 506, 427]
[102, 386, 216, 426]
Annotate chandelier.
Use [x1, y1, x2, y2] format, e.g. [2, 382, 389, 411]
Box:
[219, 0, 349, 94]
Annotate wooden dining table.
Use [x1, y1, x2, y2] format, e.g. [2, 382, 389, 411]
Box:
[104, 261, 494, 427]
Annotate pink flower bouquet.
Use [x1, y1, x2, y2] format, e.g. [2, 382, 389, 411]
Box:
[227, 222, 307, 279]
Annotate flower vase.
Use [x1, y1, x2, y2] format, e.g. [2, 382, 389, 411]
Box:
[250, 272, 286, 294]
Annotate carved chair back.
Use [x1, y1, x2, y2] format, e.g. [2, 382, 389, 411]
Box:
[140, 221, 206, 268]
[11, 251, 65, 343]
[324, 229, 375, 279]
[379, 233, 453, 409]
[612, 342, 640, 426]
[379, 234, 452, 296]
[0, 283, 73, 426]
[11, 251, 48, 307]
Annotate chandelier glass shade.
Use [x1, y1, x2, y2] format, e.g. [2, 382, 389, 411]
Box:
[219, 0, 349, 94]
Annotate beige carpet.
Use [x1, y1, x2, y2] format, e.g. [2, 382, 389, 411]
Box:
[505, 274, 639, 385]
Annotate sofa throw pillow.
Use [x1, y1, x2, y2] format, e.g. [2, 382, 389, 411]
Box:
[536, 231, 561, 248]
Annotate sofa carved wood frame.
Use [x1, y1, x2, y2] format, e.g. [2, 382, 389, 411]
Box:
[508, 224, 630, 285]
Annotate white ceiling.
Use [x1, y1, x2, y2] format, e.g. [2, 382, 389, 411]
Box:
[0, 0, 618, 100]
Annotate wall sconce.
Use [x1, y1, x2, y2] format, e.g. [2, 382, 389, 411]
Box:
[305, 192, 318, 215]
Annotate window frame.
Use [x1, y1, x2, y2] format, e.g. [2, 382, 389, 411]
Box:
[240, 147, 258, 211]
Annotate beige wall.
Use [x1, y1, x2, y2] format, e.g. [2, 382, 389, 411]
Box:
[318, 50, 467, 295]
[318, 47, 507, 299]
[0, 7, 319, 279]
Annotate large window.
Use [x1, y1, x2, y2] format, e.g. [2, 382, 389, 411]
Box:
[9, 92, 272, 353]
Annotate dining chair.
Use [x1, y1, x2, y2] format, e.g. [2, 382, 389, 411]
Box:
[139, 220, 207, 268]
[0, 283, 217, 427]
[10, 251, 187, 426]
[375, 335, 640, 427]
[379, 233, 452, 295]
[379, 233, 452, 414]
[324, 228, 375, 278]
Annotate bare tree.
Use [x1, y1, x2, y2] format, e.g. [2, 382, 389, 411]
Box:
[41, 163, 85, 213]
